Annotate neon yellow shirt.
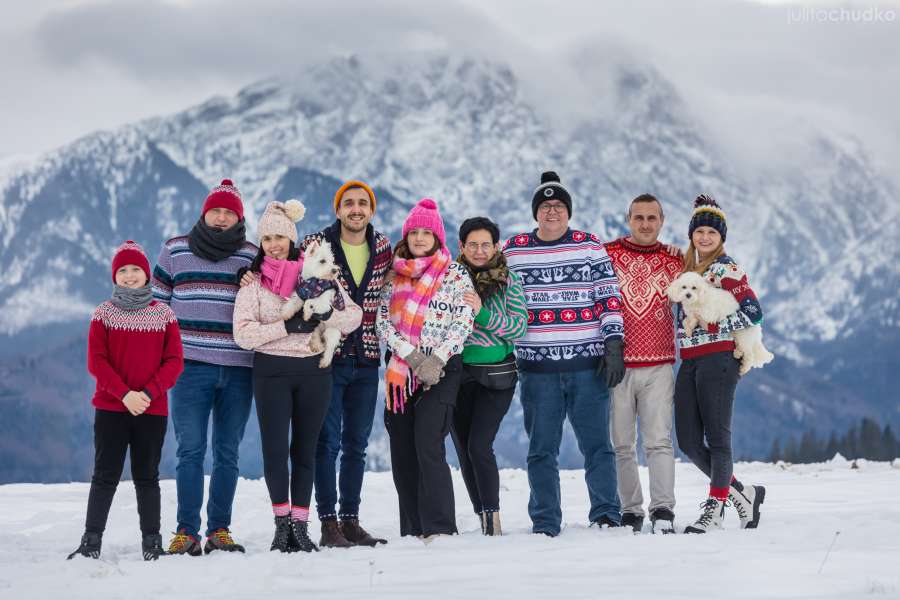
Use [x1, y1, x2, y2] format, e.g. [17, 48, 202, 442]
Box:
[341, 239, 370, 286]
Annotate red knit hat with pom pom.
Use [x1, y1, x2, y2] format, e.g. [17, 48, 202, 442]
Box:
[202, 179, 244, 220]
[402, 198, 446, 247]
[111, 240, 151, 284]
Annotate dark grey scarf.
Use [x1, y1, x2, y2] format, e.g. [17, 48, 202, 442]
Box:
[111, 284, 153, 310]
[188, 218, 247, 262]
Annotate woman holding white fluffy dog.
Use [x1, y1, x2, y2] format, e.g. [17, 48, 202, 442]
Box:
[233, 200, 362, 552]
[672, 195, 767, 534]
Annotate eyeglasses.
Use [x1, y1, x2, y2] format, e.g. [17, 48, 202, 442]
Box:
[464, 242, 495, 253]
[538, 202, 567, 214]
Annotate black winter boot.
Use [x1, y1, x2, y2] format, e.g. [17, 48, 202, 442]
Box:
[271, 516, 293, 553]
[141, 533, 165, 561]
[67, 532, 102, 560]
[290, 521, 319, 553]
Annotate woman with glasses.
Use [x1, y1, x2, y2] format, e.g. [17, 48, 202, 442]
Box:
[452, 217, 528, 536]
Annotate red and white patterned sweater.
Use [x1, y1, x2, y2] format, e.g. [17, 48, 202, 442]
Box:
[605, 237, 683, 368]
[88, 300, 184, 416]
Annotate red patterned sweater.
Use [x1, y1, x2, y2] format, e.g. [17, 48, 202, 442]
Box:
[605, 237, 683, 368]
[88, 300, 184, 416]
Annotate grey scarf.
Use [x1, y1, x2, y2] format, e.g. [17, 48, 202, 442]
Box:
[111, 284, 153, 310]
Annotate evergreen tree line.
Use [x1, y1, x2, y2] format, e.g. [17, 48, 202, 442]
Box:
[769, 417, 899, 463]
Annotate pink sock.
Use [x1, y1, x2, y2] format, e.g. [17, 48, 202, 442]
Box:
[273, 502, 290, 517]
[291, 505, 310, 522]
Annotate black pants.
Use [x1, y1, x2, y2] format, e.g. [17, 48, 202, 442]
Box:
[674, 351, 741, 489]
[451, 379, 514, 514]
[253, 353, 332, 509]
[85, 409, 167, 536]
[385, 356, 463, 537]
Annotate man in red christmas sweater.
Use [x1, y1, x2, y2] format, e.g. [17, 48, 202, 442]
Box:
[605, 194, 683, 534]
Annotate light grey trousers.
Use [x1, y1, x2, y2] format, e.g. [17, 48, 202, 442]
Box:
[610, 364, 676, 517]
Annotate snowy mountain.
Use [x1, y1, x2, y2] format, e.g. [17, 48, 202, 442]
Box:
[0, 53, 897, 482]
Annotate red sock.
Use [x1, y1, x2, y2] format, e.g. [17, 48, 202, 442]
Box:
[272, 502, 290, 517]
[709, 486, 730, 501]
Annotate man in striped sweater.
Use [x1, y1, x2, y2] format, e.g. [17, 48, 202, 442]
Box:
[502, 171, 626, 537]
[151, 179, 258, 555]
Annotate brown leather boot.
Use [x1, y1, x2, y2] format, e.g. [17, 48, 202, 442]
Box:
[340, 518, 387, 546]
[319, 519, 354, 548]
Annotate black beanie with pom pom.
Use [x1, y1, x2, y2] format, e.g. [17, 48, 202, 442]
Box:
[688, 194, 727, 241]
[531, 171, 572, 220]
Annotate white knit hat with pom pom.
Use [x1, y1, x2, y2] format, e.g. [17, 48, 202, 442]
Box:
[257, 199, 306, 242]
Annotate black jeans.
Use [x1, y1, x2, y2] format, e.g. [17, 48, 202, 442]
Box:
[674, 351, 741, 489]
[253, 354, 332, 509]
[451, 379, 514, 514]
[384, 356, 463, 537]
[85, 409, 168, 536]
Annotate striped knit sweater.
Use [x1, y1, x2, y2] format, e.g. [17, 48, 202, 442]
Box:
[462, 268, 529, 365]
[502, 228, 625, 373]
[300, 221, 391, 366]
[151, 235, 258, 368]
[676, 255, 763, 360]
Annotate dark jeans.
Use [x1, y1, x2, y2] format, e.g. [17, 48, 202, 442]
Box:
[451, 380, 514, 514]
[519, 368, 620, 536]
[674, 351, 741, 489]
[384, 356, 463, 537]
[85, 409, 167, 536]
[314, 357, 380, 520]
[171, 359, 253, 538]
[254, 354, 332, 509]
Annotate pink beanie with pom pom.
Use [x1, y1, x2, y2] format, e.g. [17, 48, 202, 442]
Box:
[402, 198, 446, 247]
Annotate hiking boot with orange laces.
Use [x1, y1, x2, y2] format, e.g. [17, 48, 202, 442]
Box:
[167, 530, 202, 556]
[204, 528, 246, 554]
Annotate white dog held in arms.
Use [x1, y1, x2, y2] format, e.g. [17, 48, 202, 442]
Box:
[666, 271, 774, 375]
[281, 239, 344, 368]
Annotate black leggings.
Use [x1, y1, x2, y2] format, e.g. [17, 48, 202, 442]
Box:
[674, 351, 740, 489]
[253, 354, 332, 508]
[451, 379, 514, 514]
[85, 409, 167, 536]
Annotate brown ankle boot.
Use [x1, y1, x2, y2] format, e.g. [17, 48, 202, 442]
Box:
[319, 519, 354, 548]
[340, 518, 387, 546]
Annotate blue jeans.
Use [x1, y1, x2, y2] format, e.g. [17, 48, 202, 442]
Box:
[171, 360, 253, 537]
[314, 357, 379, 520]
[519, 368, 620, 535]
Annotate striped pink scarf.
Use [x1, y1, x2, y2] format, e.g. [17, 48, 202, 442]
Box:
[385, 247, 451, 413]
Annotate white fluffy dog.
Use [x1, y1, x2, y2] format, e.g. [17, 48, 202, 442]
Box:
[666, 271, 774, 375]
[281, 239, 343, 368]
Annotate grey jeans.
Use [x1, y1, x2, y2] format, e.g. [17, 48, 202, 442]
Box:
[610, 364, 676, 517]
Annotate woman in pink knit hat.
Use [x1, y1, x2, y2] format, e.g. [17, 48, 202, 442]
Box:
[375, 198, 475, 539]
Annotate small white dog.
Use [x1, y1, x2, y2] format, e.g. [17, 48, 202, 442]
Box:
[667, 271, 774, 375]
[281, 239, 344, 368]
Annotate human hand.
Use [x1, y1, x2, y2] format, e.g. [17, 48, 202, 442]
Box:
[240, 271, 257, 287]
[462, 291, 482, 314]
[122, 391, 151, 416]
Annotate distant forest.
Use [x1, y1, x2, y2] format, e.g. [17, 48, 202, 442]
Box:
[768, 417, 899, 464]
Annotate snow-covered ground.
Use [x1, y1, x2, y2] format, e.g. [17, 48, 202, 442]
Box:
[1, 458, 897, 600]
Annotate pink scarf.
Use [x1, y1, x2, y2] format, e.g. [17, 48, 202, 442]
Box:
[260, 255, 303, 298]
[385, 247, 451, 413]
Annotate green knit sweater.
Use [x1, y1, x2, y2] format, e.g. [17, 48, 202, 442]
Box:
[462, 271, 528, 364]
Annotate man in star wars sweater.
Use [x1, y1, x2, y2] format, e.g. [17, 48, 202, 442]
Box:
[502, 171, 625, 537]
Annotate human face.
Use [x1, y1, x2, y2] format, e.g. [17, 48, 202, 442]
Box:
[459, 229, 497, 267]
[261, 234, 291, 260]
[115, 265, 147, 288]
[204, 207, 240, 230]
[536, 200, 569, 239]
[628, 200, 664, 246]
[407, 228, 437, 258]
[692, 226, 722, 259]
[337, 188, 373, 234]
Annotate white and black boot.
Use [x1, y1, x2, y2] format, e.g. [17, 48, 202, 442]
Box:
[684, 498, 725, 534]
[482, 510, 502, 536]
[729, 481, 765, 529]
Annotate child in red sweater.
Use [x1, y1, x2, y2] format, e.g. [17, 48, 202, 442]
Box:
[67, 241, 184, 561]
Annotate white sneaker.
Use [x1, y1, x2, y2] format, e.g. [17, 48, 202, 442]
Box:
[684, 498, 725, 534]
[729, 483, 766, 529]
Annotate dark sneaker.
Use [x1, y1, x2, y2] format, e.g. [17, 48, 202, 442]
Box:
[167, 530, 202, 556]
[141, 534, 165, 561]
[621, 512, 644, 534]
[649, 508, 676, 534]
[320, 519, 353, 548]
[271, 516, 293, 553]
[289, 521, 319, 553]
[67, 532, 102, 560]
[595, 515, 623, 529]
[204, 528, 245, 554]
[340, 518, 387, 546]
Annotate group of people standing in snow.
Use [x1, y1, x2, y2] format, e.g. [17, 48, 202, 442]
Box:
[68, 169, 768, 561]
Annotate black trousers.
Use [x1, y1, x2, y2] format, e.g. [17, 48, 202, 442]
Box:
[253, 353, 332, 509]
[385, 356, 463, 537]
[451, 379, 514, 514]
[674, 351, 741, 489]
[85, 409, 167, 536]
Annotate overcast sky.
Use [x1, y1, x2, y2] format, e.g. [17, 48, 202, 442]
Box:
[2, 0, 898, 178]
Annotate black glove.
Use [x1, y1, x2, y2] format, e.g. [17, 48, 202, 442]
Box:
[597, 338, 625, 389]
